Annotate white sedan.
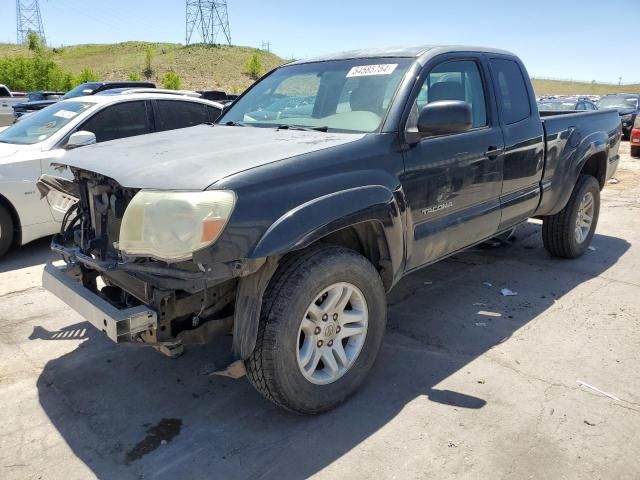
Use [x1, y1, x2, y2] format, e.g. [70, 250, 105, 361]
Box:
[0, 92, 223, 257]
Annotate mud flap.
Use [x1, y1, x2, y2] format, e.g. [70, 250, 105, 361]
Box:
[232, 257, 278, 359]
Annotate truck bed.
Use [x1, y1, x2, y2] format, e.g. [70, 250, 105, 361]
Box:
[537, 108, 622, 215]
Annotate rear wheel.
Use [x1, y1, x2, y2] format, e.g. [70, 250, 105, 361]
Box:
[0, 205, 14, 258]
[245, 245, 387, 414]
[542, 175, 600, 259]
[631, 146, 640, 158]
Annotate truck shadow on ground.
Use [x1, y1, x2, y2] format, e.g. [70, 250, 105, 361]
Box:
[0, 237, 55, 273]
[35, 222, 630, 479]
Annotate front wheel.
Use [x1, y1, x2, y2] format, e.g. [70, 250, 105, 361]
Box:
[245, 245, 387, 414]
[542, 175, 600, 259]
[0, 205, 14, 258]
[631, 146, 640, 158]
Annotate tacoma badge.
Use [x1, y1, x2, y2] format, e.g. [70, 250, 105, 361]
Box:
[422, 201, 453, 215]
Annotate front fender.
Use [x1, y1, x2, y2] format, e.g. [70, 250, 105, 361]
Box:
[251, 185, 404, 280]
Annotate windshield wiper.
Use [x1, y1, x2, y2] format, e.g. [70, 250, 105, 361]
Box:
[276, 124, 329, 132]
[224, 120, 246, 127]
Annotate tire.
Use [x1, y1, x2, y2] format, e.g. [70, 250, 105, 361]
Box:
[245, 244, 387, 414]
[631, 146, 640, 158]
[542, 175, 600, 259]
[0, 205, 14, 258]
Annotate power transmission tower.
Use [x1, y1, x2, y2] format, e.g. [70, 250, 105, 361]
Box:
[185, 1, 231, 46]
[16, 0, 46, 44]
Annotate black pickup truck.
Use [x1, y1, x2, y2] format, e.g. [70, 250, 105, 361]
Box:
[42, 46, 621, 414]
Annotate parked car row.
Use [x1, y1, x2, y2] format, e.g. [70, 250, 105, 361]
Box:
[537, 97, 598, 111]
[599, 94, 640, 140]
[0, 84, 24, 127]
[631, 114, 640, 158]
[537, 93, 640, 141]
[11, 81, 156, 121]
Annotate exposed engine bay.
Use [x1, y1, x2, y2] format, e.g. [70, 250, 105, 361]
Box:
[42, 168, 252, 357]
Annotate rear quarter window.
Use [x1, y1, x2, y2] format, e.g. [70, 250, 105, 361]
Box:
[490, 59, 531, 124]
[155, 100, 210, 131]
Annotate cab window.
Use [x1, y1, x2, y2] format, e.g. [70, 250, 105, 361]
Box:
[489, 59, 531, 124]
[155, 100, 217, 131]
[413, 60, 488, 130]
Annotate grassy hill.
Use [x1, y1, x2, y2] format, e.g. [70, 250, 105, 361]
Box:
[531, 78, 640, 96]
[0, 41, 286, 93]
[0, 41, 638, 95]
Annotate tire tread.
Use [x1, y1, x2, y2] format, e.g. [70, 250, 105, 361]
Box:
[0, 204, 14, 258]
[245, 244, 384, 414]
[542, 174, 599, 259]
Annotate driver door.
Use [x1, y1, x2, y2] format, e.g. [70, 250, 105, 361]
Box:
[401, 56, 505, 270]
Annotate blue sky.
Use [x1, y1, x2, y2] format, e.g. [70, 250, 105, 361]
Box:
[2, 0, 639, 83]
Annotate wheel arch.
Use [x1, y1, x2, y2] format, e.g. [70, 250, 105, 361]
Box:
[580, 150, 607, 189]
[250, 185, 405, 290]
[537, 133, 609, 216]
[0, 192, 21, 246]
[233, 186, 406, 360]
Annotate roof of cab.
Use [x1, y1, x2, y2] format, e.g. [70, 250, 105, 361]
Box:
[289, 45, 516, 65]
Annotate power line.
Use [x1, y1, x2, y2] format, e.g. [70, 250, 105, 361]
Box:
[185, 0, 231, 46]
[16, 0, 46, 44]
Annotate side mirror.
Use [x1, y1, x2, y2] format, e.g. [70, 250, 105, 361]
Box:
[417, 100, 473, 137]
[65, 131, 96, 150]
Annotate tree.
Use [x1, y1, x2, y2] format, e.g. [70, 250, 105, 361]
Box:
[0, 41, 74, 92]
[128, 72, 142, 81]
[161, 70, 181, 90]
[61, 72, 75, 91]
[245, 52, 263, 80]
[26, 31, 43, 52]
[143, 47, 155, 80]
[76, 68, 99, 84]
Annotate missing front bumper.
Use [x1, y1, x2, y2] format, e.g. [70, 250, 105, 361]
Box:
[43, 261, 158, 343]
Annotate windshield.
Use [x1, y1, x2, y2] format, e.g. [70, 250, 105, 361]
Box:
[537, 101, 576, 111]
[62, 82, 101, 99]
[0, 101, 93, 145]
[219, 58, 413, 133]
[598, 96, 638, 110]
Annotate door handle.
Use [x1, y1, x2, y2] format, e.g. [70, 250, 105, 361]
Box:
[485, 146, 503, 159]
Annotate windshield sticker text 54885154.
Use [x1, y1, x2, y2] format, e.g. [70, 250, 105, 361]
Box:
[346, 64, 398, 78]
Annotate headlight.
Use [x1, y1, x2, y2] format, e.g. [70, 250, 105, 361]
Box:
[634, 115, 640, 129]
[118, 190, 236, 262]
[622, 113, 633, 121]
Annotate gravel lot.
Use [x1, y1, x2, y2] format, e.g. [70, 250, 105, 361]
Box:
[1, 143, 639, 480]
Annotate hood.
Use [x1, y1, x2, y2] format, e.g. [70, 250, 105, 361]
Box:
[57, 124, 365, 190]
[0, 142, 19, 159]
[13, 99, 58, 111]
[0, 140, 44, 163]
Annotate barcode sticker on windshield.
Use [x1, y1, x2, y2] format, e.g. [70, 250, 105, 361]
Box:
[53, 110, 77, 119]
[347, 64, 398, 78]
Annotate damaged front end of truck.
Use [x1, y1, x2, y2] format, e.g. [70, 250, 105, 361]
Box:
[40, 167, 273, 360]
